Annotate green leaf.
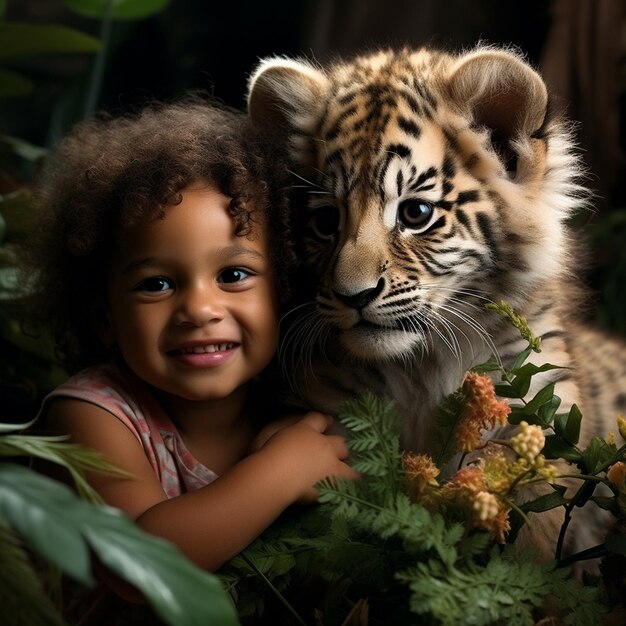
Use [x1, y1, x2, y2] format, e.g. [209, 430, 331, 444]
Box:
[472, 356, 502, 374]
[591, 496, 619, 515]
[522, 382, 555, 415]
[0, 520, 66, 626]
[0, 68, 33, 98]
[520, 490, 567, 513]
[0, 433, 131, 502]
[0, 135, 47, 162]
[0, 23, 100, 60]
[64, 0, 170, 20]
[0, 417, 38, 434]
[0, 464, 95, 584]
[581, 437, 615, 474]
[507, 365, 562, 403]
[494, 382, 520, 398]
[543, 435, 583, 462]
[554, 404, 582, 445]
[605, 533, 626, 555]
[0, 465, 239, 626]
[537, 394, 561, 428]
[84, 516, 239, 626]
[510, 347, 532, 372]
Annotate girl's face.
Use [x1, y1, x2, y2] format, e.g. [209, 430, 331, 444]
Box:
[105, 184, 279, 405]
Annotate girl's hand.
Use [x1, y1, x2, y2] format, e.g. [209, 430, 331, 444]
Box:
[254, 412, 359, 504]
[250, 411, 332, 453]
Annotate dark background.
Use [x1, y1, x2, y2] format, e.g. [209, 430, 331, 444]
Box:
[2, 0, 625, 420]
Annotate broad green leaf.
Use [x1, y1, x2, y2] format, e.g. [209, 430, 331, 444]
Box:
[554, 404, 582, 445]
[520, 490, 567, 513]
[0, 23, 100, 60]
[543, 434, 583, 462]
[582, 436, 616, 474]
[511, 362, 563, 379]
[591, 496, 619, 515]
[494, 382, 520, 398]
[522, 382, 555, 415]
[537, 394, 561, 428]
[83, 513, 239, 626]
[0, 464, 94, 584]
[509, 364, 563, 399]
[0, 520, 66, 626]
[510, 346, 532, 373]
[0, 465, 239, 626]
[64, 0, 170, 20]
[0, 68, 33, 98]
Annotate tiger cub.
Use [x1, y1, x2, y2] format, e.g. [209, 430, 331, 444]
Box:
[247, 47, 625, 551]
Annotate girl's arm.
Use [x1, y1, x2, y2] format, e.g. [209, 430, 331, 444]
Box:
[45, 399, 356, 572]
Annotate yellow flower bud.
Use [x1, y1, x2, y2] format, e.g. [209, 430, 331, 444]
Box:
[617, 415, 626, 442]
[607, 461, 626, 493]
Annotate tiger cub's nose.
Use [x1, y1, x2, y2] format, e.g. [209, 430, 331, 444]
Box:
[333, 277, 385, 309]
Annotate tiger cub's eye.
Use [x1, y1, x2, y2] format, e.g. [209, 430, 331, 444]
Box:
[397, 199, 434, 229]
[310, 205, 340, 238]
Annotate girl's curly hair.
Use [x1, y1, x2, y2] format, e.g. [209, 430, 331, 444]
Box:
[21, 96, 294, 373]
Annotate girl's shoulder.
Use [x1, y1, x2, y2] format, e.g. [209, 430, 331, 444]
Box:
[43, 362, 139, 410]
[38, 363, 153, 441]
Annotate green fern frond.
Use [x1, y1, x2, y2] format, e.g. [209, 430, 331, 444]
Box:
[337, 393, 405, 500]
[398, 548, 552, 626]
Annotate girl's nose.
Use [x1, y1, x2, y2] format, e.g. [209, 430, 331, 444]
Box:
[173, 283, 225, 327]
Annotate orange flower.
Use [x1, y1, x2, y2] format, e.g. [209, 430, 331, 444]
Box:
[481, 506, 511, 544]
[455, 372, 511, 452]
[440, 465, 486, 503]
[404, 453, 440, 501]
[440, 465, 511, 542]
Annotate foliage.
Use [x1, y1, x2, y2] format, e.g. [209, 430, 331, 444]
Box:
[0, 0, 172, 420]
[0, 3, 238, 625]
[221, 302, 626, 625]
[0, 419, 239, 626]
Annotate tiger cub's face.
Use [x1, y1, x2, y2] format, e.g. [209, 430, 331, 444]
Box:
[248, 48, 576, 361]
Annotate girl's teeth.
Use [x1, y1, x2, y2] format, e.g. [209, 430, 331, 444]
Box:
[182, 343, 233, 354]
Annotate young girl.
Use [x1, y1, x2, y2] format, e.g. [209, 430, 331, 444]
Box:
[25, 98, 358, 581]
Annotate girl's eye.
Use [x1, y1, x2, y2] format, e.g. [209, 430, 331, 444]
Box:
[218, 268, 250, 284]
[135, 276, 173, 292]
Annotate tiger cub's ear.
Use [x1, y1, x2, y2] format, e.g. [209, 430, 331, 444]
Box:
[247, 58, 330, 166]
[448, 48, 548, 139]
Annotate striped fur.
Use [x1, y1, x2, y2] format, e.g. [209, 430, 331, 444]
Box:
[248, 47, 626, 556]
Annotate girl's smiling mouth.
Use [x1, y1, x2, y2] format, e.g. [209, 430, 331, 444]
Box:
[168, 342, 240, 367]
[171, 342, 237, 355]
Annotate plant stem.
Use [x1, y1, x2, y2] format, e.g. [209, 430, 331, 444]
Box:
[240, 553, 306, 626]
